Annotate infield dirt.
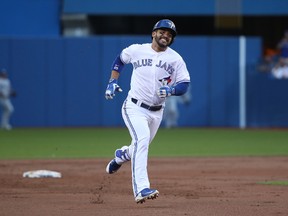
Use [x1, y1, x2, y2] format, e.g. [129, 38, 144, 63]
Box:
[0, 157, 288, 216]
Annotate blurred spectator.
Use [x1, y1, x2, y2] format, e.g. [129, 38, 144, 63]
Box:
[0, 69, 16, 130]
[270, 30, 288, 79]
[276, 29, 288, 68]
[163, 88, 191, 128]
[271, 65, 288, 79]
[257, 48, 278, 73]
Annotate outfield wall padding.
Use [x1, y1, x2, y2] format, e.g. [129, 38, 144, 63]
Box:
[1, 36, 287, 127]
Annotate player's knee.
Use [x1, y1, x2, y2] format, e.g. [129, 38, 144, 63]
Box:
[135, 136, 150, 146]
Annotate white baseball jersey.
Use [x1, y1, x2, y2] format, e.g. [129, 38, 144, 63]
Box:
[0, 77, 14, 129]
[0, 78, 11, 99]
[120, 43, 190, 105]
[117, 43, 190, 197]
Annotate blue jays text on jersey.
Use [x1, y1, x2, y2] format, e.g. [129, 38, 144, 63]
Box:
[132, 59, 175, 74]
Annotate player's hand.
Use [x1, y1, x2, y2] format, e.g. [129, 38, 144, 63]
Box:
[157, 86, 172, 98]
[105, 78, 122, 100]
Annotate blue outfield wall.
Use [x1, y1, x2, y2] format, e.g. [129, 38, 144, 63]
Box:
[1, 36, 287, 128]
[0, 0, 60, 37]
[63, 0, 288, 15]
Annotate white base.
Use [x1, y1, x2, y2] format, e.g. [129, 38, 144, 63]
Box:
[23, 170, 62, 178]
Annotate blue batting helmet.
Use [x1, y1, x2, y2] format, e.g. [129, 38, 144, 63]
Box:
[152, 19, 177, 37]
[0, 68, 7, 75]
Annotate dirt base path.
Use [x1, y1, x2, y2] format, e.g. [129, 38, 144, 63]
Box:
[1, 157, 288, 216]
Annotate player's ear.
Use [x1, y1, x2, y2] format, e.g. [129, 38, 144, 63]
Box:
[152, 31, 156, 39]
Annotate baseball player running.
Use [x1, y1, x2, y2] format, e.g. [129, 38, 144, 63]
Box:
[105, 19, 190, 204]
[0, 69, 15, 130]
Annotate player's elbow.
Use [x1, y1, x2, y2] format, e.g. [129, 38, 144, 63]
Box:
[173, 82, 190, 96]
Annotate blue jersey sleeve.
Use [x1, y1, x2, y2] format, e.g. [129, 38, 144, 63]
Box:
[111, 54, 125, 73]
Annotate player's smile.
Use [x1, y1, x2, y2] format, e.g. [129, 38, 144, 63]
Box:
[155, 34, 171, 48]
[160, 37, 169, 44]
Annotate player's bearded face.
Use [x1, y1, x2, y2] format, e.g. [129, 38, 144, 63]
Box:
[154, 30, 173, 48]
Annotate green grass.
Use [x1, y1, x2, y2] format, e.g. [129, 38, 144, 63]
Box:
[257, 181, 288, 186]
[0, 127, 287, 159]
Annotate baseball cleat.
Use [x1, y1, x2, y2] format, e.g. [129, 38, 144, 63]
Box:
[135, 188, 159, 204]
[115, 146, 130, 163]
[106, 159, 121, 174]
[106, 146, 130, 174]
